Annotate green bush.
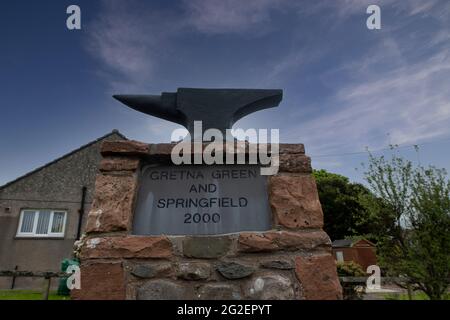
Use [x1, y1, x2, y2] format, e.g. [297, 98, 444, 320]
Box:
[337, 262, 366, 300]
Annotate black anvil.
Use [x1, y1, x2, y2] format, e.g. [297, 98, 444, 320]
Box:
[114, 88, 283, 137]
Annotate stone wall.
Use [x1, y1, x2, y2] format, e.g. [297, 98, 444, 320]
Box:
[72, 140, 342, 300]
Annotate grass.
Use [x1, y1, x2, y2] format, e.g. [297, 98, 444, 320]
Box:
[384, 291, 450, 300]
[0, 290, 70, 300]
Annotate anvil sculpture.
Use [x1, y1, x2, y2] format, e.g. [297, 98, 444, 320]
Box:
[113, 88, 283, 137]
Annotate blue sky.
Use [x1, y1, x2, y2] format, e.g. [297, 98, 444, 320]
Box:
[0, 0, 449, 185]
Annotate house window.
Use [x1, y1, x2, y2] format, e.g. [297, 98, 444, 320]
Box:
[336, 251, 344, 262]
[17, 210, 67, 238]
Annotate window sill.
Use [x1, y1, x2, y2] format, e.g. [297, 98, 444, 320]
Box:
[14, 236, 66, 240]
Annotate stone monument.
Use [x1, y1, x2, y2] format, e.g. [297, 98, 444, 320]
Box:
[71, 88, 342, 300]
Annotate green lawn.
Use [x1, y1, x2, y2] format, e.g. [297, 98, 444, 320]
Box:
[0, 290, 70, 300]
[384, 292, 450, 300]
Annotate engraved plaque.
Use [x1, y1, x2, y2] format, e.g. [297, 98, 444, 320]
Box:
[133, 165, 271, 235]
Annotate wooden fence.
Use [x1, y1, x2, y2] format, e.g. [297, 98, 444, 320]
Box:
[0, 270, 70, 300]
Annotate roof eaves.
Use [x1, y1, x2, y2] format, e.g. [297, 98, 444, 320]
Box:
[0, 130, 127, 190]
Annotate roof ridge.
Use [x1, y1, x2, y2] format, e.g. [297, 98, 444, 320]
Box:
[0, 130, 127, 190]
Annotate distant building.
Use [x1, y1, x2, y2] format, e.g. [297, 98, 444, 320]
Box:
[0, 130, 126, 289]
[332, 239, 377, 271]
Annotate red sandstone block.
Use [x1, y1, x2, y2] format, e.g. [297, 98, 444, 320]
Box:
[99, 157, 141, 172]
[269, 175, 323, 229]
[279, 144, 305, 154]
[101, 140, 150, 156]
[238, 230, 330, 253]
[295, 255, 343, 300]
[279, 154, 312, 173]
[270, 230, 331, 250]
[238, 233, 279, 252]
[71, 262, 126, 300]
[80, 236, 173, 259]
[85, 174, 138, 233]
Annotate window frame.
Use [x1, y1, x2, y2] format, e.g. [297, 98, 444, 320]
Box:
[16, 209, 67, 238]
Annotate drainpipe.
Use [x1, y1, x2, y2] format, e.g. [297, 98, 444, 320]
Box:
[76, 187, 87, 240]
[10, 265, 18, 289]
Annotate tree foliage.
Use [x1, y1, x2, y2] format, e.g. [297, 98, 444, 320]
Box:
[313, 169, 379, 240]
[363, 151, 450, 300]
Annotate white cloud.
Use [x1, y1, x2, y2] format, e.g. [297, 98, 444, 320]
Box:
[85, 0, 184, 92]
[308, 0, 442, 18]
[285, 40, 450, 157]
[280, 0, 450, 161]
[86, 0, 448, 90]
[84, 0, 450, 159]
[182, 0, 289, 34]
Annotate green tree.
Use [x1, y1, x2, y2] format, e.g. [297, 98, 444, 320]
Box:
[313, 169, 376, 240]
[363, 151, 450, 300]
